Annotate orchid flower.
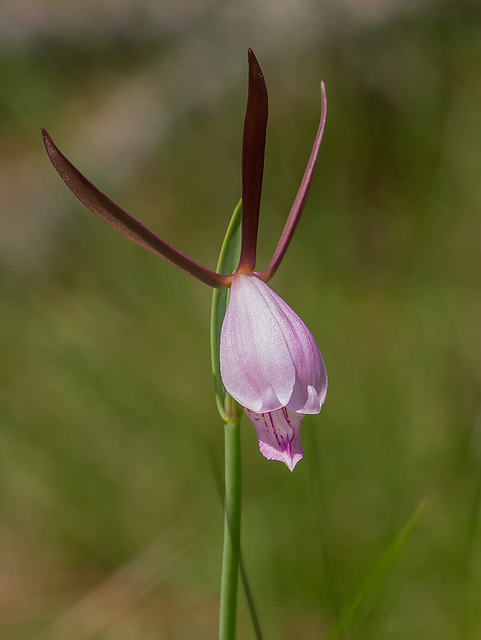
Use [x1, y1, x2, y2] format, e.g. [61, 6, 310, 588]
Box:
[42, 49, 327, 471]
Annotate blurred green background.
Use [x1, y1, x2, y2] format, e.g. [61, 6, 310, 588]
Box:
[1, 0, 480, 638]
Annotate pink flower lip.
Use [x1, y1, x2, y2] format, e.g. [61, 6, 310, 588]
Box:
[245, 407, 304, 472]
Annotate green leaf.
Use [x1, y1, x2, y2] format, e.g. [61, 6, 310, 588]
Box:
[210, 200, 242, 422]
[326, 499, 428, 639]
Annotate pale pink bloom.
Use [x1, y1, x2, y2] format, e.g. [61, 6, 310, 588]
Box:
[42, 49, 327, 471]
[221, 273, 327, 470]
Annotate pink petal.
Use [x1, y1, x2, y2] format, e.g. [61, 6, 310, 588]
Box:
[245, 407, 304, 471]
[220, 274, 296, 412]
[220, 274, 327, 414]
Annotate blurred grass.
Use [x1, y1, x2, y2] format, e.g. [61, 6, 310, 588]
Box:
[1, 1, 481, 638]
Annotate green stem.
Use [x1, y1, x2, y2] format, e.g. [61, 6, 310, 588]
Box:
[219, 415, 242, 640]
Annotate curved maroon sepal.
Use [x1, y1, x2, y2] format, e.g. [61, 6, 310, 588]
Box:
[257, 81, 327, 282]
[42, 129, 232, 289]
[236, 49, 268, 274]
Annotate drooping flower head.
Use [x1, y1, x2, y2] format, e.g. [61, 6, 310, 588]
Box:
[42, 49, 327, 471]
[220, 274, 327, 471]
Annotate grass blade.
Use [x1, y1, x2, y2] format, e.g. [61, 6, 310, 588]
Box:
[326, 499, 428, 640]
